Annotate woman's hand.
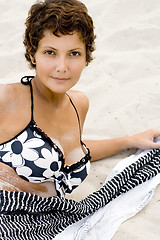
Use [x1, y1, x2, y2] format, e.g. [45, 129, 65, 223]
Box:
[128, 129, 160, 150]
[85, 129, 160, 161]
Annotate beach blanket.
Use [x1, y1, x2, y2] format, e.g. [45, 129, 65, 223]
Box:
[0, 147, 160, 239]
[55, 148, 160, 240]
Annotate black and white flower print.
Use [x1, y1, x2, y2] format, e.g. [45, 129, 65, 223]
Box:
[63, 162, 91, 194]
[0, 124, 91, 197]
[1, 131, 45, 167]
[34, 148, 62, 178]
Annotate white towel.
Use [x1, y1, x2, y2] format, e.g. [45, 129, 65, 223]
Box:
[54, 147, 160, 240]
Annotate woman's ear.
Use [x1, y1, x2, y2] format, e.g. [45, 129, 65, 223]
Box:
[30, 55, 36, 65]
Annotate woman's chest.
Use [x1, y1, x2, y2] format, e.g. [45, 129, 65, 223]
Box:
[34, 110, 84, 165]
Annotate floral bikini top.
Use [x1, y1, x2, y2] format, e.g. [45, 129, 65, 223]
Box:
[0, 76, 91, 197]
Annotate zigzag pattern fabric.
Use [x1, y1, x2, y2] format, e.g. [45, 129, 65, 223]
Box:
[0, 148, 160, 239]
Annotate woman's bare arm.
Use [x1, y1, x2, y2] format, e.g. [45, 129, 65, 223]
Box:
[84, 129, 160, 161]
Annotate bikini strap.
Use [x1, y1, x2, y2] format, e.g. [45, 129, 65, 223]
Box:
[66, 93, 82, 143]
[21, 77, 82, 142]
[21, 76, 34, 121]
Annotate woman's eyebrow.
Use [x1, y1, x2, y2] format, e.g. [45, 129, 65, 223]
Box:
[41, 46, 84, 51]
[41, 46, 57, 50]
[68, 48, 84, 51]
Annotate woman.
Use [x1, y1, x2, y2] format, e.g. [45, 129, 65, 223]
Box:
[0, 0, 160, 239]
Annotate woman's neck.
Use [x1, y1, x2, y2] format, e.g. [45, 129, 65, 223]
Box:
[32, 77, 67, 108]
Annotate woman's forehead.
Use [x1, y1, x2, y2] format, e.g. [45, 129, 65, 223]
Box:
[38, 30, 85, 49]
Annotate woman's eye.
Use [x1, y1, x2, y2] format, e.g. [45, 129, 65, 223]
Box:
[70, 51, 80, 57]
[45, 51, 55, 55]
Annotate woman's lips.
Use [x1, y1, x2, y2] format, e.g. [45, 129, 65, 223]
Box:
[51, 76, 70, 82]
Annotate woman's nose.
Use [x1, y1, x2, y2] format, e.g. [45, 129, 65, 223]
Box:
[56, 56, 67, 73]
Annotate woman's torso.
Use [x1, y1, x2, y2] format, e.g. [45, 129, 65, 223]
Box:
[0, 77, 90, 197]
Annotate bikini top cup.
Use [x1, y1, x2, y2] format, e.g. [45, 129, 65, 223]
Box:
[0, 76, 91, 197]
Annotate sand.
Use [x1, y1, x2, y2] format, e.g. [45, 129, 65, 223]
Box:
[0, 0, 160, 239]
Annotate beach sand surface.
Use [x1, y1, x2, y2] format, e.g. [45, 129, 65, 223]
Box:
[0, 0, 160, 239]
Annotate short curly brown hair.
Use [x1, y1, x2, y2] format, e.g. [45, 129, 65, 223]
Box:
[23, 0, 96, 68]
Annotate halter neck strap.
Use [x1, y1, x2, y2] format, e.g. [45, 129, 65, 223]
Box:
[21, 76, 34, 121]
[66, 93, 82, 143]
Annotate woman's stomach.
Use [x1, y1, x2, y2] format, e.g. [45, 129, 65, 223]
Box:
[0, 163, 57, 198]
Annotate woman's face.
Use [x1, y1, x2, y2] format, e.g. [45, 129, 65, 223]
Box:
[33, 30, 86, 94]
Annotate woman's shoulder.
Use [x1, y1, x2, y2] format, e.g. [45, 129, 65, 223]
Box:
[0, 83, 14, 104]
[67, 90, 89, 110]
[67, 90, 89, 125]
[0, 82, 28, 106]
